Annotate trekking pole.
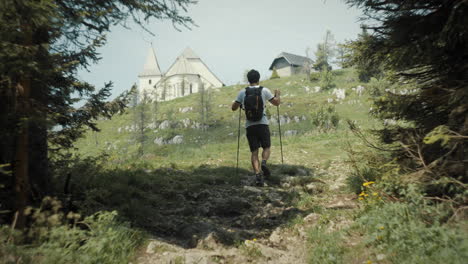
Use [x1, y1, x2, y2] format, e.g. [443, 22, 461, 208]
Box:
[236, 107, 242, 176]
[277, 105, 284, 164]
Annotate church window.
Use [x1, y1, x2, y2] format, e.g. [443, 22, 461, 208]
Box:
[190, 84, 193, 94]
[149, 79, 152, 85]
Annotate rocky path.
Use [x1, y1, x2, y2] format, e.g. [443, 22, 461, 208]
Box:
[133, 160, 357, 264]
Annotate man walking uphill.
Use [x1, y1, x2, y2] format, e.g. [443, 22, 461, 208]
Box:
[232, 69, 281, 186]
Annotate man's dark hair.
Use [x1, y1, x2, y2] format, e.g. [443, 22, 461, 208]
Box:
[247, 69, 260, 84]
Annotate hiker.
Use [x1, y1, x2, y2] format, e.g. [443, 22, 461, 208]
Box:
[231, 69, 281, 186]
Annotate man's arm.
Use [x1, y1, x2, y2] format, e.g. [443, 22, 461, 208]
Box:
[269, 90, 281, 106]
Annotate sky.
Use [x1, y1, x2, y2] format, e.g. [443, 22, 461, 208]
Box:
[78, 0, 363, 99]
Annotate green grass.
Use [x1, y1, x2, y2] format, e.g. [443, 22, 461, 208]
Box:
[75, 68, 376, 170]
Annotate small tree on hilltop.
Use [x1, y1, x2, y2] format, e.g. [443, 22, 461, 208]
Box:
[314, 30, 336, 72]
[134, 90, 150, 156]
[319, 68, 335, 90]
[270, 68, 280, 79]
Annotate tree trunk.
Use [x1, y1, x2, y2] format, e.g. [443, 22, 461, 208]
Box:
[14, 78, 31, 229]
[13, 19, 33, 228]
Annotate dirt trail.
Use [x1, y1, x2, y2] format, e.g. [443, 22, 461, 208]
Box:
[134, 159, 356, 264]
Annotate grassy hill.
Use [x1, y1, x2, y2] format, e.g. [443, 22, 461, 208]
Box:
[75, 68, 377, 169]
[32, 68, 465, 264]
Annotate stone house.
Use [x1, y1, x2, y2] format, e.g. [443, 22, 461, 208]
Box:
[269, 52, 313, 77]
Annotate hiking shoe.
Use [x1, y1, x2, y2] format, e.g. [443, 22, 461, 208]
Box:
[255, 173, 264, 187]
[261, 160, 270, 178]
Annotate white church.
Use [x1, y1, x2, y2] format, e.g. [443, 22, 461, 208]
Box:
[138, 46, 224, 101]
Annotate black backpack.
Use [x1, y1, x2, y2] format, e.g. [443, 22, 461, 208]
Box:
[244, 86, 264, 121]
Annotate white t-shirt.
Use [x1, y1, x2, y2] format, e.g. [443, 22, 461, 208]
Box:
[235, 86, 275, 128]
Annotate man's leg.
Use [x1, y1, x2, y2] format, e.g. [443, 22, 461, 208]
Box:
[261, 148, 271, 162]
[251, 149, 261, 174]
[260, 125, 272, 177]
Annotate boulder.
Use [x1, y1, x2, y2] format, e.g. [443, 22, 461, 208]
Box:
[170, 135, 183, 144]
[154, 137, 165, 145]
[179, 106, 193, 113]
[284, 130, 298, 137]
[159, 120, 170, 129]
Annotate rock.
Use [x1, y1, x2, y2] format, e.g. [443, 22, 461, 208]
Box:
[243, 186, 262, 193]
[303, 213, 320, 224]
[117, 127, 122, 133]
[377, 254, 386, 261]
[314, 86, 321, 93]
[146, 240, 177, 254]
[154, 137, 165, 145]
[284, 130, 298, 137]
[305, 183, 320, 194]
[325, 200, 357, 209]
[196, 232, 219, 250]
[179, 106, 193, 113]
[159, 120, 170, 129]
[269, 228, 282, 244]
[170, 135, 183, 144]
[356, 85, 365, 96]
[294, 116, 300, 123]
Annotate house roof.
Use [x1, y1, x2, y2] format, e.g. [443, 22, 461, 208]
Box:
[138, 46, 162, 77]
[269, 52, 313, 70]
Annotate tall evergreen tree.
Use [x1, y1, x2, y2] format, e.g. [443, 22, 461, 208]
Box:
[342, 28, 383, 82]
[0, 0, 194, 226]
[346, 0, 468, 197]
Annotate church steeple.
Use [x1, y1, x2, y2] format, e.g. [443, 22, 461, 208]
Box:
[139, 45, 162, 77]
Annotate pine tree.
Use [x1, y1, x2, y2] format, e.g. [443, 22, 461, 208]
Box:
[0, 0, 194, 226]
[341, 28, 383, 82]
[345, 0, 468, 197]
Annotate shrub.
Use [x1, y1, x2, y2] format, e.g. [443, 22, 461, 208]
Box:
[319, 68, 335, 90]
[270, 69, 280, 79]
[0, 198, 144, 264]
[309, 72, 320, 81]
[310, 105, 340, 132]
[356, 195, 468, 264]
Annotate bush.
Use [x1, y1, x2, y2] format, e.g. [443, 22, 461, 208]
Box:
[319, 68, 335, 90]
[346, 166, 379, 194]
[270, 69, 280, 79]
[356, 195, 468, 264]
[0, 198, 144, 264]
[309, 72, 320, 81]
[310, 105, 340, 132]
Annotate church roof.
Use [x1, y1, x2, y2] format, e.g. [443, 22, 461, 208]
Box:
[139, 46, 162, 77]
[165, 55, 198, 76]
[181, 47, 200, 59]
[269, 52, 313, 70]
[164, 47, 224, 87]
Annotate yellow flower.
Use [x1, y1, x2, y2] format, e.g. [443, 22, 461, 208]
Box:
[358, 197, 364, 200]
[373, 192, 378, 196]
[253, 238, 257, 242]
[379, 226, 385, 230]
[367, 260, 372, 264]
[363, 181, 375, 187]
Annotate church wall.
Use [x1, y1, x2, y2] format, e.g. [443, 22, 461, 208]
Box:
[138, 75, 161, 100]
[156, 74, 202, 101]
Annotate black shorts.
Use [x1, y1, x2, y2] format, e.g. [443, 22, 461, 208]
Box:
[246, 124, 271, 152]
